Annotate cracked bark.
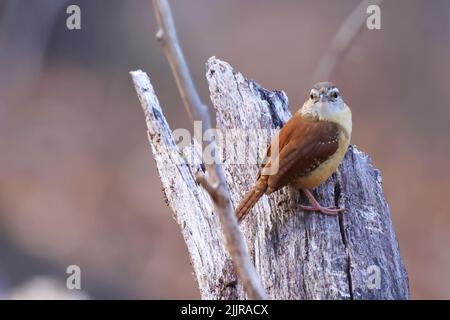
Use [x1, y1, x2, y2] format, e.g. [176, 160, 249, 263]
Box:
[131, 57, 409, 300]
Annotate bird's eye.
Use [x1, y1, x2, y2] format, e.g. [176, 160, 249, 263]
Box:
[331, 91, 339, 99]
[310, 93, 316, 100]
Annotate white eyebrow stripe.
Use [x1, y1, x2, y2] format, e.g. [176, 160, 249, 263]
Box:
[329, 87, 340, 93]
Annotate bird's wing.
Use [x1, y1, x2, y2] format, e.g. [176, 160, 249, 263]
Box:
[263, 114, 340, 193]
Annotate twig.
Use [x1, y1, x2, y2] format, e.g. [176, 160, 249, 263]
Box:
[152, 0, 209, 127]
[151, 0, 268, 300]
[195, 171, 220, 200]
[312, 0, 383, 82]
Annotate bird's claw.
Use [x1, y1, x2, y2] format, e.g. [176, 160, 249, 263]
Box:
[298, 204, 344, 216]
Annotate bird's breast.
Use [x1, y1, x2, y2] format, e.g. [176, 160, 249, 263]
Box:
[292, 130, 349, 189]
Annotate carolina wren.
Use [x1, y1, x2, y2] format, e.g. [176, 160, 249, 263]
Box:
[236, 82, 352, 222]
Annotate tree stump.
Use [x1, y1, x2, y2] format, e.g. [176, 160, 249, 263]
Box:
[130, 57, 409, 300]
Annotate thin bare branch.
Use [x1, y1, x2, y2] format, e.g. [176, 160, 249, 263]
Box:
[150, 0, 268, 300]
[195, 171, 219, 199]
[152, 0, 209, 127]
[312, 0, 383, 82]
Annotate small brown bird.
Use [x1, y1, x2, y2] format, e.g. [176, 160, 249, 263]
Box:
[236, 82, 352, 222]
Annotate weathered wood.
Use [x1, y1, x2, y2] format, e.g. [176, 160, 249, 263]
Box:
[131, 57, 409, 299]
[152, 0, 267, 299]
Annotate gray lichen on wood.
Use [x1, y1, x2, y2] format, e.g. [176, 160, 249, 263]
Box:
[130, 57, 409, 299]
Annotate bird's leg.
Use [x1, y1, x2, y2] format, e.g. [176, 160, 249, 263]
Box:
[298, 189, 344, 215]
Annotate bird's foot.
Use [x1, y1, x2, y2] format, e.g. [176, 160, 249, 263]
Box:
[299, 188, 345, 216]
[298, 204, 344, 216]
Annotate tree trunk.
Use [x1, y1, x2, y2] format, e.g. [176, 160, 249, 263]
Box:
[130, 57, 409, 300]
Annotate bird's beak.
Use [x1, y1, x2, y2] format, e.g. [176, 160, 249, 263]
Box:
[319, 94, 327, 103]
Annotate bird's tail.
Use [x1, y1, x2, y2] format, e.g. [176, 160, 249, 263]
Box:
[235, 177, 268, 223]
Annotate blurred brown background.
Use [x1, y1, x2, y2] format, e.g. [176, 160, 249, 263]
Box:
[0, 0, 449, 299]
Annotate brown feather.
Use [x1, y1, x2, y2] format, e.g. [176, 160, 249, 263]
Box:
[235, 176, 268, 222]
[235, 113, 341, 222]
[266, 114, 340, 193]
